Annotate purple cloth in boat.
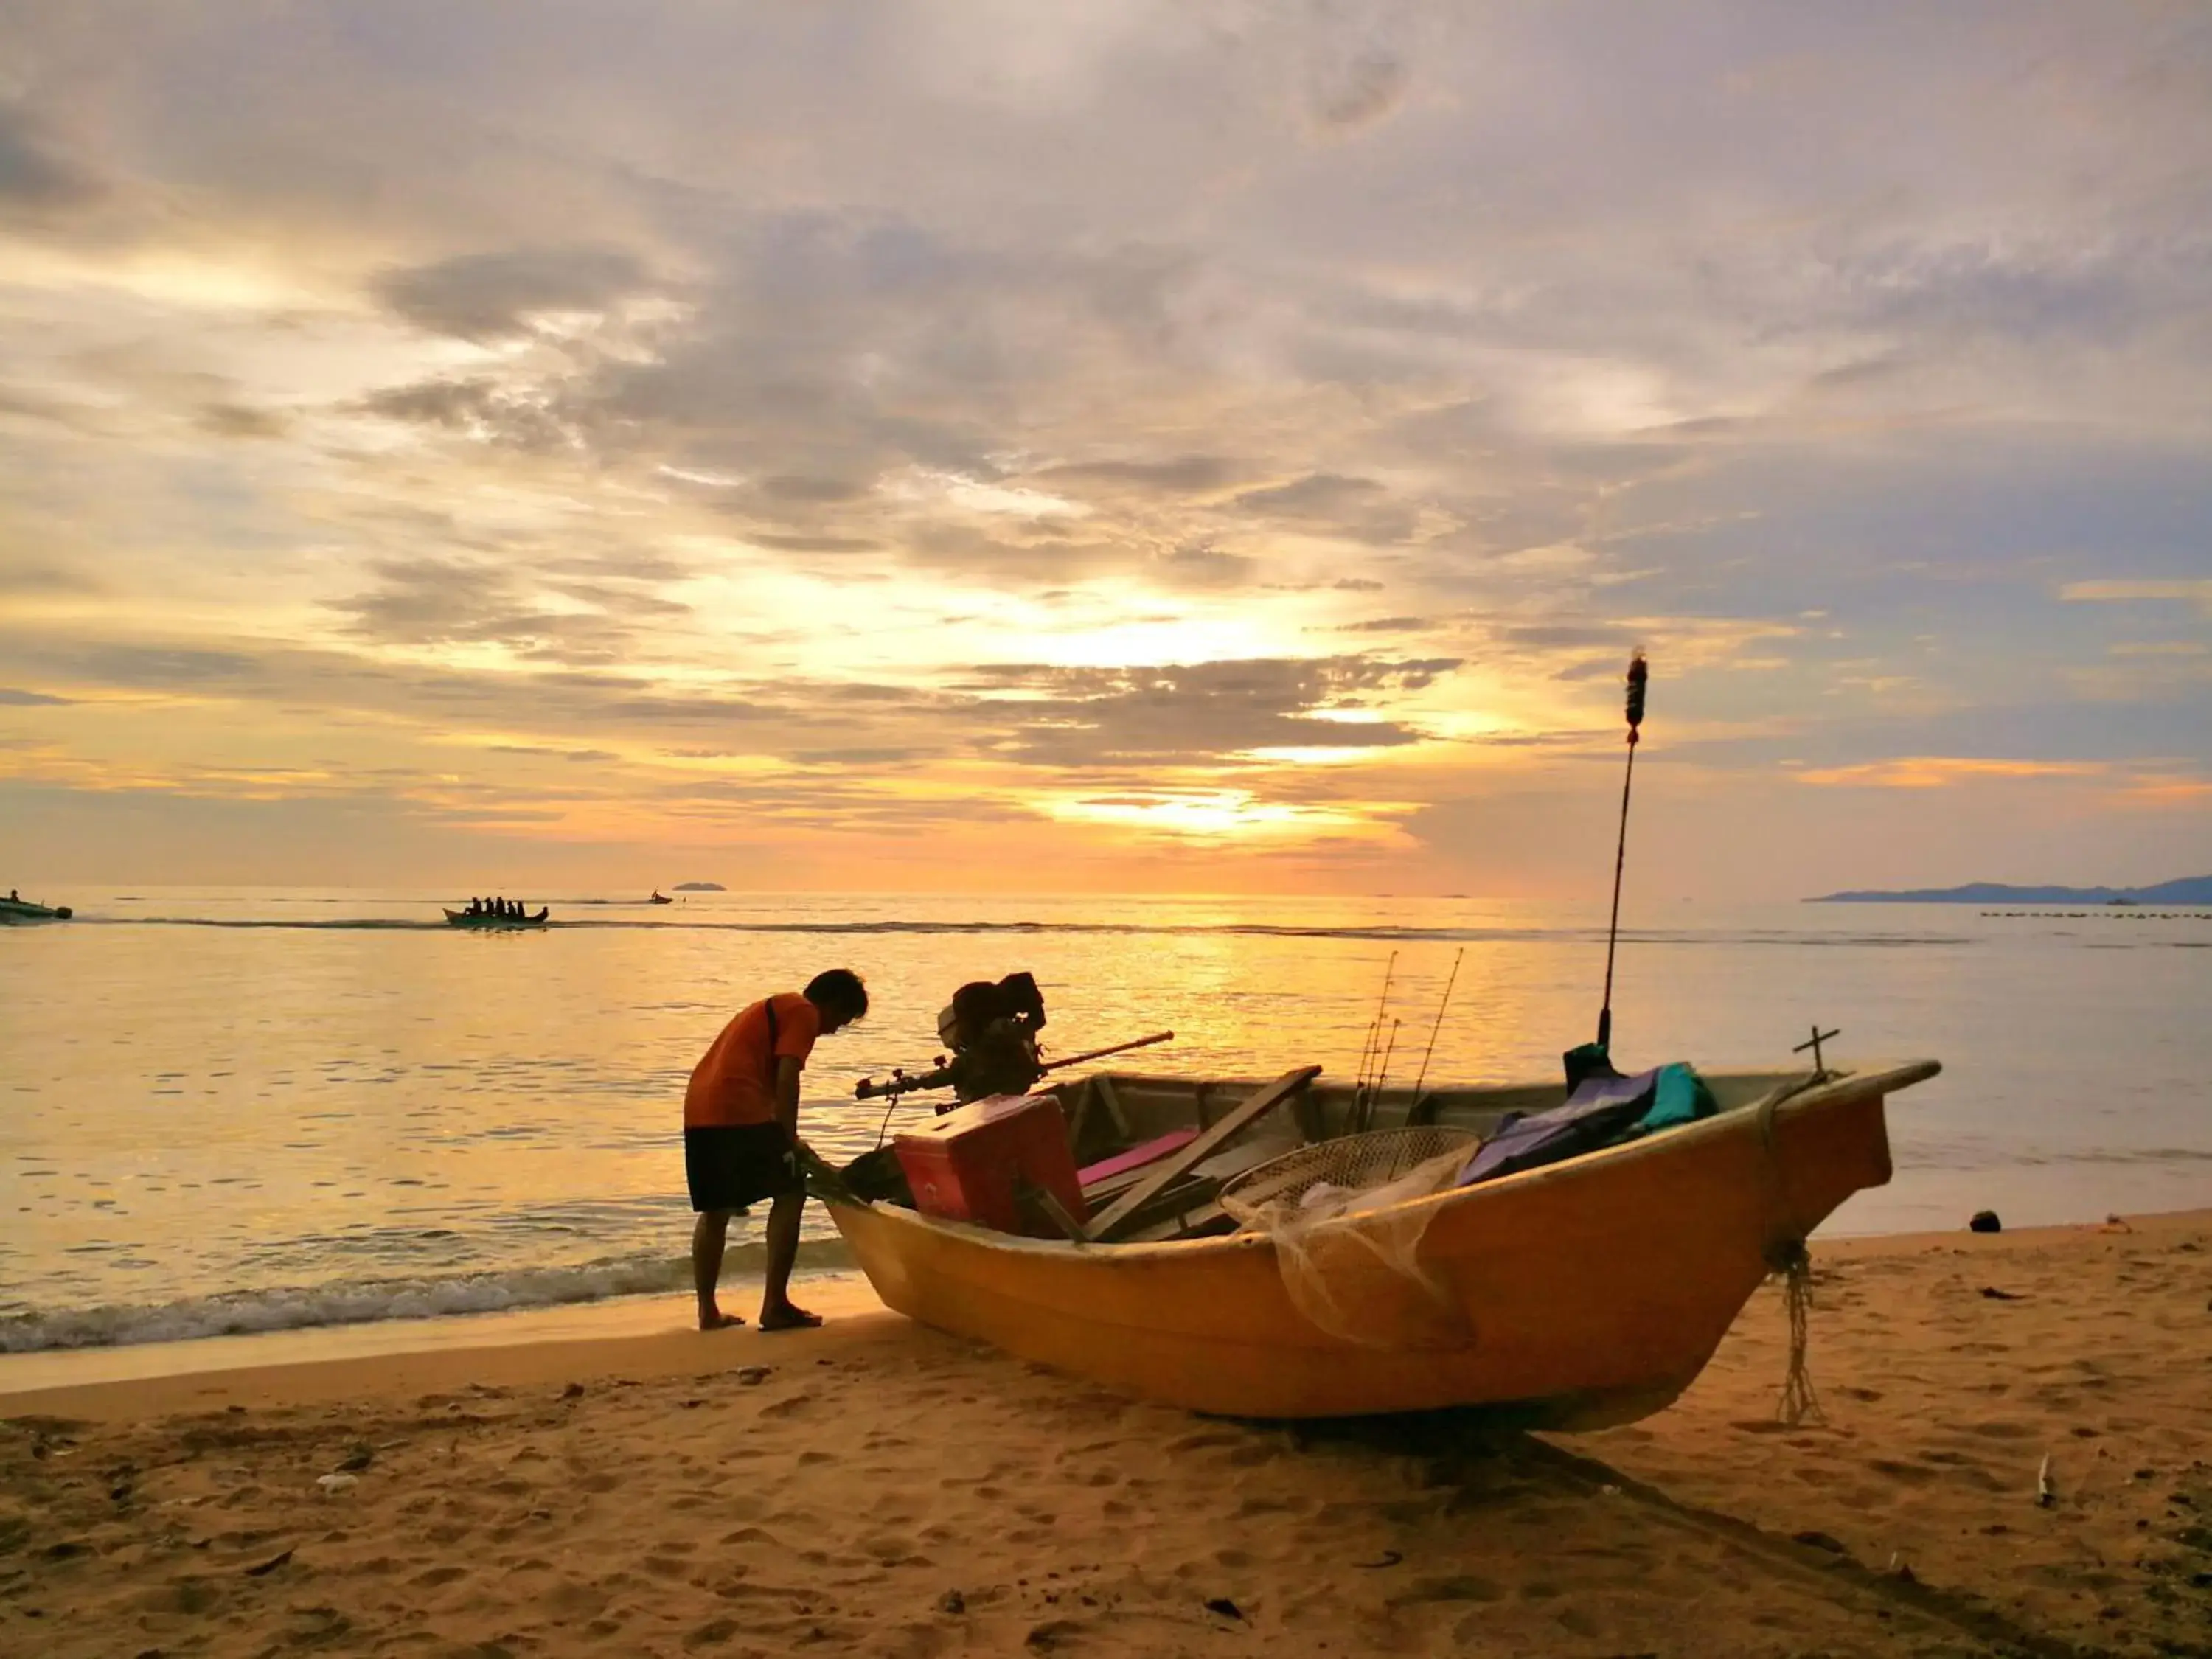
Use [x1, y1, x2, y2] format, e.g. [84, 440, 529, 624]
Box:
[1455, 1067, 1660, 1187]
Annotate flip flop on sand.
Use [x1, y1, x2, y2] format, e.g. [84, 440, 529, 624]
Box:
[759, 1304, 822, 1331]
[698, 1309, 748, 1331]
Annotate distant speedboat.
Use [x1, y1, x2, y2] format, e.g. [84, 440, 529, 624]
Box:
[443, 907, 549, 929]
[650, 891, 673, 904]
[0, 894, 72, 923]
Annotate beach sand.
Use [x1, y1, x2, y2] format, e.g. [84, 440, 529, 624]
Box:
[3, 1213, 2208, 1658]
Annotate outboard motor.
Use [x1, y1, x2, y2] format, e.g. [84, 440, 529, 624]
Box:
[855, 971, 1049, 1109]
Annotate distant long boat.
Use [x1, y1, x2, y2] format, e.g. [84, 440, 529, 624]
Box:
[0, 896, 72, 923]
[442, 907, 549, 929]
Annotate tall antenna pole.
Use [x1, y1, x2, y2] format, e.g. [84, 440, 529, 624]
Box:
[1596, 651, 1649, 1053]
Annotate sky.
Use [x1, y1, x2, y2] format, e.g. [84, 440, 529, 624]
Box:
[1, 1, 2208, 900]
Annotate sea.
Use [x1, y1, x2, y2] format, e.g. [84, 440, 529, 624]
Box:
[2, 888, 2208, 1355]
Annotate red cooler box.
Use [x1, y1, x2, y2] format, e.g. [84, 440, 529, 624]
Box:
[894, 1093, 1088, 1237]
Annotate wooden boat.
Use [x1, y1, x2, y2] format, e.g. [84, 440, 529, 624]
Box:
[442, 907, 549, 928]
[824, 1058, 1939, 1426]
[0, 895, 72, 922]
[650, 891, 673, 905]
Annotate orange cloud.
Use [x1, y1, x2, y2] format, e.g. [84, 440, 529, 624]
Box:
[1793, 757, 2104, 789]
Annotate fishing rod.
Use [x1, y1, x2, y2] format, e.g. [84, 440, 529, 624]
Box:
[856, 1029, 1175, 1147]
[1411, 946, 1464, 1099]
[1352, 950, 1398, 1130]
[855, 1029, 1175, 1101]
[1039, 1029, 1174, 1074]
[1596, 650, 1649, 1054]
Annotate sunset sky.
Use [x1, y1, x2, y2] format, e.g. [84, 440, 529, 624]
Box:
[1, 2, 2207, 898]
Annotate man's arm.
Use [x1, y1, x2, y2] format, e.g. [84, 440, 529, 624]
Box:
[775, 1054, 804, 1140]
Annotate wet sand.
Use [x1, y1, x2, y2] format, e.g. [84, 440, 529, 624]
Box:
[3, 1211, 2208, 1657]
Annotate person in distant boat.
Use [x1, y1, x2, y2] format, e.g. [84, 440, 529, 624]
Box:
[684, 968, 869, 1332]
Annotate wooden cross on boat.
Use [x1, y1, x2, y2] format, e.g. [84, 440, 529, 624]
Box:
[1793, 1024, 1840, 1079]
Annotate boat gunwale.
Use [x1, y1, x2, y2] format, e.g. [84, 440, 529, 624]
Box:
[827, 1057, 1940, 1262]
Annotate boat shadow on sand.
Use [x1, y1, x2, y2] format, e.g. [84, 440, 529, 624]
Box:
[1286, 1409, 2077, 1659]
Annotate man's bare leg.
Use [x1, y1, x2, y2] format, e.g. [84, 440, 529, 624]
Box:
[692, 1210, 745, 1330]
[758, 1192, 820, 1329]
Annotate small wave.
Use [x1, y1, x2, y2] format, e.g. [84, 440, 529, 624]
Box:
[94, 917, 453, 930]
[0, 1239, 855, 1353]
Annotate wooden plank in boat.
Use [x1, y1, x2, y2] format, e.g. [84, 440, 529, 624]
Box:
[1015, 1178, 1088, 1242]
[1093, 1075, 1131, 1138]
[1082, 1127, 1291, 1210]
[1084, 1066, 1320, 1242]
[1102, 1133, 1291, 1229]
[1065, 1074, 1132, 1163]
[1065, 1078, 1093, 1155]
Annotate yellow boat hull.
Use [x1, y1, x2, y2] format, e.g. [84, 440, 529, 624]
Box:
[826, 1061, 1938, 1424]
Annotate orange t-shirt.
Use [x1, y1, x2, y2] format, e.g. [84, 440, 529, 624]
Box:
[684, 993, 821, 1128]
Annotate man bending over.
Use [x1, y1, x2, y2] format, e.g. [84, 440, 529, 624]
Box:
[684, 968, 868, 1330]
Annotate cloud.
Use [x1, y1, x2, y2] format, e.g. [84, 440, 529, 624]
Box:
[1, 4, 2210, 887]
[198, 402, 291, 439]
[2062, 579, 2212, 616]
[0, 687, 76, 706]
[375, 246, 655, 341]
[1234, 473, 1385, 517]
[1794, 757, 2105, 789]
[1038, 456, 1246, 495]
[0, 561, 101, 597]
[957, 654, 1458, 765]
[0, 102, 100, 214]
[355, 378, 577, 450]
[1153, 545, 1257, 589]
[757, 474, 872, 505]
[74, 646, 259, 687]
[1310, 49, 1409, 133]
[748, 532, 882, 554]
[327, 557, 689, 667]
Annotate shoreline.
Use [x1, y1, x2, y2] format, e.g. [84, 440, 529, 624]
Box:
[5, 1208, 2206, 1425]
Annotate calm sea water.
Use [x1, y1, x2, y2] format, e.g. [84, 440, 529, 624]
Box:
[2, 888, 2208, 1351]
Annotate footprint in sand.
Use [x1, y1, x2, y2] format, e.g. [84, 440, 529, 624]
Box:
[1388, 1573, 1506, 1606]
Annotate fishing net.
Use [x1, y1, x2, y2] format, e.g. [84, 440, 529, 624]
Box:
[1220, 1127, 1481, 1348]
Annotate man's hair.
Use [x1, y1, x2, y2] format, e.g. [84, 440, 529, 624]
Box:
[804, 967, 869, 1020]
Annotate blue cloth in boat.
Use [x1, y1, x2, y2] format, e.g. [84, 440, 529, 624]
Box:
[1638, 1062, 1718, 1132]
[1456, 1068, 1661, 1186]
[1456, 1063, 1718, 1186]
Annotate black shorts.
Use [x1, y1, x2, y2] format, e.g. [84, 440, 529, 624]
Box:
[685, 1123, 802, 1213]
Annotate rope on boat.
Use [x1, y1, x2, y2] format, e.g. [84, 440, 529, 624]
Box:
[1756, 1082, 1827, 1427]
[1766, 1237, 1824, 1427]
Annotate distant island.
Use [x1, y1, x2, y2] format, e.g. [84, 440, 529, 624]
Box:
[671, 880, 726, 892]
[1808, 874, 2212, 905]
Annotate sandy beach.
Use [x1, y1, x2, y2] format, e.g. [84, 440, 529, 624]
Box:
[3, 1211, 2208, 1658]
